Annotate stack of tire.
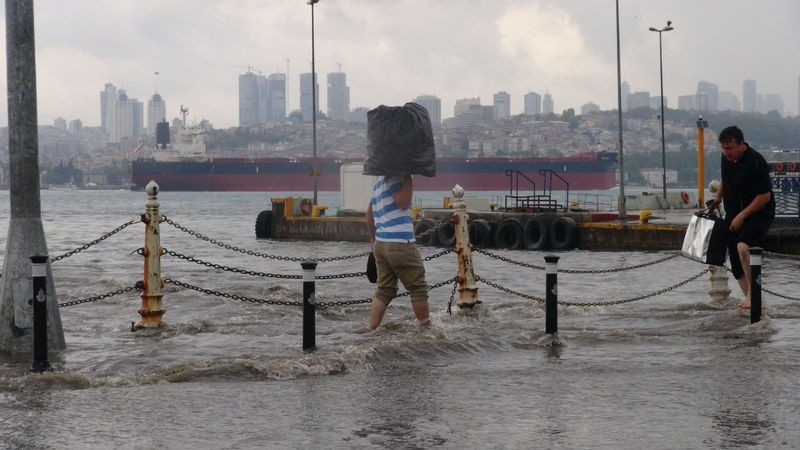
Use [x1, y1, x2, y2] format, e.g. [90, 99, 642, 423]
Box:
[414, 216, 578, 251]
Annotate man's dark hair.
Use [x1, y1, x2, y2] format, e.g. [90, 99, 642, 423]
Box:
[718, 126, 744, 144]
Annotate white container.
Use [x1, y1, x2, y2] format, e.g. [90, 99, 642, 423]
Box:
[340, 163, 379, 212]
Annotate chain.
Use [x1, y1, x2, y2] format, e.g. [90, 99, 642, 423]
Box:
[477, 267, 710, 306]
[762, 286, 800, 302]
[447, 276, 459, 315]
[50, 219, 140, 263]
[164, 278, 303, 306]
[764, 251, 800, 261]
[58, 281, 143, 308]
[474, 248, 680, 274]
[162, 216, 370, 263]
[414, 219, 449, 240]
[423, 248, 454, 261]
[316, 277, 458, 307]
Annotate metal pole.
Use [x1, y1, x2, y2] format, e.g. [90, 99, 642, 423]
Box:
[451, 185, 478, 308]
[310, 2, 318, 205]
[697, 116, 707, 207]
[615, 0, 627, 218]
[1, 0, 65, 353]
[302, 261, 317, 351]
[135, 181, 165, 329]
[545, 255, 559, 335]
[30, 254, 52, 372]
[659, 31, 667, 200]
[749, 247, 762, 324]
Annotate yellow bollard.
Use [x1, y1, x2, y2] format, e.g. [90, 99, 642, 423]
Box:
[697, 116, 708, 207]
[451, 184, 479, 308]
[135, 181, 165, 329]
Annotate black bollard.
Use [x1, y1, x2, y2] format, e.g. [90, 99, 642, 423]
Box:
[30, 254, 52, 372]
[749, 247, 763, 324]
[544, 255, 560, 335]
[301, 261, 317, 351]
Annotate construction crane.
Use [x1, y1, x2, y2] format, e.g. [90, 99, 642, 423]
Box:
[230, 64, 262, 75]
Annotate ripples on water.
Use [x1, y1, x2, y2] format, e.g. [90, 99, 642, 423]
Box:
[0, 191, 799, 447]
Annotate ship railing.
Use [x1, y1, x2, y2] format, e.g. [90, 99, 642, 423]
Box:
[538, 169, 569, 211]
[570, 193, 615, 212]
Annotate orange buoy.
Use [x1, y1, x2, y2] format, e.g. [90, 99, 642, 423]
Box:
[788, 162, 798, 172]
[775, 162, 785, 172]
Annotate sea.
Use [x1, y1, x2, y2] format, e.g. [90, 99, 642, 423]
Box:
[0, 189, 799, 448]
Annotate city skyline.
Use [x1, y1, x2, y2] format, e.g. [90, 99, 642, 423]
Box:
[0, 1, 798, 127]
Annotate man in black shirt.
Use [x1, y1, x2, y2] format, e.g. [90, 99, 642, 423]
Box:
[709, 126, 775, 309]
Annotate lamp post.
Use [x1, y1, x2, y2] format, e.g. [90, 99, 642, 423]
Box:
[308, 0, 320, 204]
[615, 0, 626, 218]
[649, 21, 673, 200]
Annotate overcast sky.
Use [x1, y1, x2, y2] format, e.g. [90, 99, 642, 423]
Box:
[0, 0, 798, 128]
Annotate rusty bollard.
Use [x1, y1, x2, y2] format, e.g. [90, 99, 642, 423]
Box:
[451, 184, 479, 308]
[135, 181, 165, 329]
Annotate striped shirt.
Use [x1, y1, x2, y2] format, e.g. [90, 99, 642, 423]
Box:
[371, 176, 415, 243]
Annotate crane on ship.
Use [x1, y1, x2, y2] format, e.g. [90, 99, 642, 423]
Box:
[179, 105, 189, 127]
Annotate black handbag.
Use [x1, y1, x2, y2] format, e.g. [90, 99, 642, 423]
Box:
[366, 251, 377, 283]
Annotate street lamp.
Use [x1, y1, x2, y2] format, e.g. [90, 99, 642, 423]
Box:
[649, 20, 673, 200]
[615, 0, 626, 218]
[308, 0, 320, 204]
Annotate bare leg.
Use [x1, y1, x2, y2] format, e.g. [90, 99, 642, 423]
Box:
[411, 299, 430, 325]
[737, 242, 751, 308]
[369, 298, 389, 330]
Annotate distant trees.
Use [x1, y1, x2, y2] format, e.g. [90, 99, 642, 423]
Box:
[45, 160, 83, 185]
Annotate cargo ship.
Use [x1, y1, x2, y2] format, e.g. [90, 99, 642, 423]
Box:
[131, 126, 618, 192]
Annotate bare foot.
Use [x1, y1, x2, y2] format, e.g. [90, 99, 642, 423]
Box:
[738, 298, 751, 309]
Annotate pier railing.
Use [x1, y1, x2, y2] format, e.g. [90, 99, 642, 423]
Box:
[27, 181, 800, 365]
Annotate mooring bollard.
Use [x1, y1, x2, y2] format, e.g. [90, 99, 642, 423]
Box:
[451, 184, 479, 308]
[707, 265, 731, 304]
[136, 181, 165, 329]
[30, 254, 52, 372]
[749, 247, 763, 324]
[301, 261, 317, 351]
[545, 255, 559, 335]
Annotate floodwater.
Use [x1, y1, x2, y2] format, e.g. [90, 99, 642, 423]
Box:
[0, 190, 799, 448]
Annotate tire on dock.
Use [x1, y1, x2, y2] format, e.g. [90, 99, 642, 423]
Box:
[255, 210, 273, 239]
[414, 217, 440, 246]
[523, 216, 550, 250]
[468, 219, 492, 247]
[550, 216, 578, 250]
[436, 219, 456, 247]
[494, 218, 524, 250]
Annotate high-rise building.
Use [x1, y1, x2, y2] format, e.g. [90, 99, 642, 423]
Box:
[649, 96, 667, 109]
[718, 91, 740, 112]
[696, 81, 719, 111]
[147, 93, 167, 136]
[130, 98, 144, 136]
[621, 81, 631, 111]
[413, 94, 441, 129]
[54, 117, 67, 130]
[238, 71, 261, 126]
[326, 72, 349, 121]
[677, 95, 695, 111]
[580, 101, 600, 115]
[542, 92, 554, 114]
[110, 89, 132, 143]
[68, 119, 82, 134]
[763, 94, 784, 115]
[493, 91, 511, 120]
[628, 91, 650, 109]
[100, 83, 117, 133]
[299, 72, 319, 122]
[267, 73, 286, 121]
[454, 97, 480, 117]
[797, 76, 799, 117]
[523, 91, 541, 115]
[742, 79, 757, 113]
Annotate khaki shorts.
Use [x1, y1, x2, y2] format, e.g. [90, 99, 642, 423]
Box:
[373, 240, 428, 304]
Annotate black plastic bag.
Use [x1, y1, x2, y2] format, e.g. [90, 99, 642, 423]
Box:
[363, 102, 436, 177]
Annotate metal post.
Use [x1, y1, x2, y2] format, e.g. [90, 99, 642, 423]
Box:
[658, 31, 667, 200]
[749, 247, 763, 324]
[696, 116, 708, 207]
[135, 181, 165, 329]
[308, 0, 319, 205]
[1, 0, 65, 353]
[545, 255, 559, 335]
[451, 184, 479, 308]
[30, 254, 52, 372]
[302, 261, 317, 351]
[615, 0, 626, 218]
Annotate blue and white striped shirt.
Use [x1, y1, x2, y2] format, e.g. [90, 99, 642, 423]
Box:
[371, 176, 415, 243]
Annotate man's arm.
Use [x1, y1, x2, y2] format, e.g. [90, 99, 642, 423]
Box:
[366, 203, 376, 242]
[710, 180, 724, 208]
[392, 175, 413, 210]
[730, 192, 771, 231]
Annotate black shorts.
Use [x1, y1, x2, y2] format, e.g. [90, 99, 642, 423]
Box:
[728, 214, 773, 279]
